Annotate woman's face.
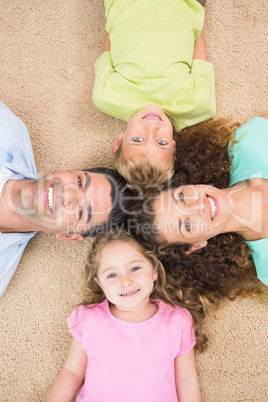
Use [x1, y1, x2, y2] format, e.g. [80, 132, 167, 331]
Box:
[153, 185, 230, 244]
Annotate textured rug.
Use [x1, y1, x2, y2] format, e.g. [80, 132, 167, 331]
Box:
[0, 0, 267, 401]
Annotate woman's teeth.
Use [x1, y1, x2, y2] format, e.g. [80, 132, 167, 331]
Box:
[207, 196, 216, 220]
[48, 186, 54, 212]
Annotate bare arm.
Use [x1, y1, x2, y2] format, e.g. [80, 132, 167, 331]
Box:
[260, 112, 268, 120]
[45, 337, 88, 402]
[193, 32, 208, 61]
[103, 32, 111, 53]
[175, 349, 201, 402]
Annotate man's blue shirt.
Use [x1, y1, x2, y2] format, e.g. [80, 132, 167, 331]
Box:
[0, 102, 38, 296]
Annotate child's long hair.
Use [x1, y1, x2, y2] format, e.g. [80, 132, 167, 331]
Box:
[82, 230, 209, 352]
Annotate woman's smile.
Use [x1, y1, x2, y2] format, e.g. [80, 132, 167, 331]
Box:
[205, 194, 219, 221]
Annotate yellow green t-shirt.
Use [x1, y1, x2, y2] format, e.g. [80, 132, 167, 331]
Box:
[93, 0, 216, 132]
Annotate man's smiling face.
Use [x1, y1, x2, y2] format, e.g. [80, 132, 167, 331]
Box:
[15, 170, 113, 236]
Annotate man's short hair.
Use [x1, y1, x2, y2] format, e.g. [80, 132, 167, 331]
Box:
[114, 143, 174, 188]
[80, 167, 133, 237]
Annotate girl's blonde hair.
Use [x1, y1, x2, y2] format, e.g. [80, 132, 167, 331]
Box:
[82, 230, 209, 352]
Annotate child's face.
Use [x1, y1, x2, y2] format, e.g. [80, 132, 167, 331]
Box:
[95, 241, 157, 313]
[112, 105, 176, 168]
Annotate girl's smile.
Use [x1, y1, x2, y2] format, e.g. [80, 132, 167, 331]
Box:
[120, 289, 140, 297]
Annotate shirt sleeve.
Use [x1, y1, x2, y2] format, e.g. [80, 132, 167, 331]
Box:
[0, 106, 37, 179]
[245, 238, 268, 286]
[234, 116, 268, 141]
[190, 59, 216, 119]
[0, 237, 34, 297]
[104, 0, 114, 13]
[67, 307, 85, 343]
[172, 59, 216, 131]
[0, 114, 28, 163]
[92, 51, 135, 122]
[228, 117, 268, 186]
[177, 308, 196, 356]
[92, 51, 114, 110]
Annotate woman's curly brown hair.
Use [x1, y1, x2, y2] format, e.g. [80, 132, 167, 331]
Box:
[172, 117, 239, 188]
[129, 117, 265, 311]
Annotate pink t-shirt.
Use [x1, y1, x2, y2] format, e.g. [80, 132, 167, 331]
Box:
[68, 299, 195, 402]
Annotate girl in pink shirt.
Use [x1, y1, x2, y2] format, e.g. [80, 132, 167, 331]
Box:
[46, 231, 202, 402]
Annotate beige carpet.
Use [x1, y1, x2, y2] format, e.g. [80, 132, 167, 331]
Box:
[0, 1, 267, 401]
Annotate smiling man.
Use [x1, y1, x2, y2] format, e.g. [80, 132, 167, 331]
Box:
[0, 102, 129, 296]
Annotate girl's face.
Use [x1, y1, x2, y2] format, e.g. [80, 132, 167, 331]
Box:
[95, 241, 157, 313]
[153, 185, 230, 244]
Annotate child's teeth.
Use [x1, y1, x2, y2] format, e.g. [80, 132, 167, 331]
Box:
[144, 115, 160, 120]
[121, 289, 138, 296]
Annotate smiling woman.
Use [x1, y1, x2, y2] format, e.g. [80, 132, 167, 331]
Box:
[161, 114, 268, 282]
[153, 184, 231, 245]
[129, 115, 268, 305]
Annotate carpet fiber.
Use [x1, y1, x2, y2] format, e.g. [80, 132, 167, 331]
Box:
[0, 1, 267, 401]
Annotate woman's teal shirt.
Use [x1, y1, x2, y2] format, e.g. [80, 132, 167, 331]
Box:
[228, 116, 268, 286]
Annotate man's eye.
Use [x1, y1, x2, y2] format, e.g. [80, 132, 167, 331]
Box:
[185, 218, 190, 232]
[107, 273, 117, 279]
[131, 267, 140, 272]
[78, 176, 82, 189]
[133, 137, 143, 143]
[79, 206, 83, 220]
[179, 191, 185, 203]
[157, 140, 167, 146]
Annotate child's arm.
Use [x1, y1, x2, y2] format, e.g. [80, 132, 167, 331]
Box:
[174, 348, 201, 402]
[45, 337, 88, 402]
[193, 32, 207, 61]
[103, 32, 111, 53]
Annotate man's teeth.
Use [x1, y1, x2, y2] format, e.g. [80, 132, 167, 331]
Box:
[120, 289, 139, 296]
[48, 186, 54, 212]
[207, 196, 216, 220]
